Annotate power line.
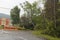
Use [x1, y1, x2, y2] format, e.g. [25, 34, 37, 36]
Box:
[0, 7, 11, 10]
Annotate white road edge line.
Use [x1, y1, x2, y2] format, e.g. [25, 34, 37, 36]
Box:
[19, 37, 27, 40]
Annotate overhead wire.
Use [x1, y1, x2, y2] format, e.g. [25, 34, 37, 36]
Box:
[0, 7, 11, 10]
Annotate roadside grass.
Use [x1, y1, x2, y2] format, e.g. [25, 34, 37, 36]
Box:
[32, 30, 60, 40]
[0, 26, 4, 29]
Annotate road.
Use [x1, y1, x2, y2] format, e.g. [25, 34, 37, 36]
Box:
[0, 30, 46, 40]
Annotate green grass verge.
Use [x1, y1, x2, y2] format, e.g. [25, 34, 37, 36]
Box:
[0, 26, 4, 29]
[32, 30, 60, 40]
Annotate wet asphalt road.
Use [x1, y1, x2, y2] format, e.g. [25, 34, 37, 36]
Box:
[0, 30, 46, 40]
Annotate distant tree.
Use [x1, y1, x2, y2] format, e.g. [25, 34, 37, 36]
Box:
[10, 6, 20, 26]
[20, 1, 41, 23]
[20, 1, 41, 30]
[44, 0, 60, 37]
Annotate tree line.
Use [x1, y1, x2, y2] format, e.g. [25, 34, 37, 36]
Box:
[10, 0, 60, 37]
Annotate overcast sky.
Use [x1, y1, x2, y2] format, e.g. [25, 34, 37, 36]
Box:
[0, 0, 43, 16]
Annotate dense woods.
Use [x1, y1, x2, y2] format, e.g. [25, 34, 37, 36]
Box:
[44, 0, 60, 37]
[10, 0, 60, 38]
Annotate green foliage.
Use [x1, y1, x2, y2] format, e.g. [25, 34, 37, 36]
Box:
[20, 0, 60, 38]
[32, 30, 60, 40]
[20, 15, 34, 30]
[42, 0, 60, 37]
[0, 25, 4, 29]
[43, 20, 56, 36]
[34, 15, 46, 30]
[20, 1, 41, 30]
[35, 24, 43, 30]
[10, 6, 20, 26]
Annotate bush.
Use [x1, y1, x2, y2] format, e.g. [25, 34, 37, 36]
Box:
[34, 24, 44, 30]
[0, 25, 4, 29]
[23, 23, 34, 30]
[43, 19, 60, 37]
